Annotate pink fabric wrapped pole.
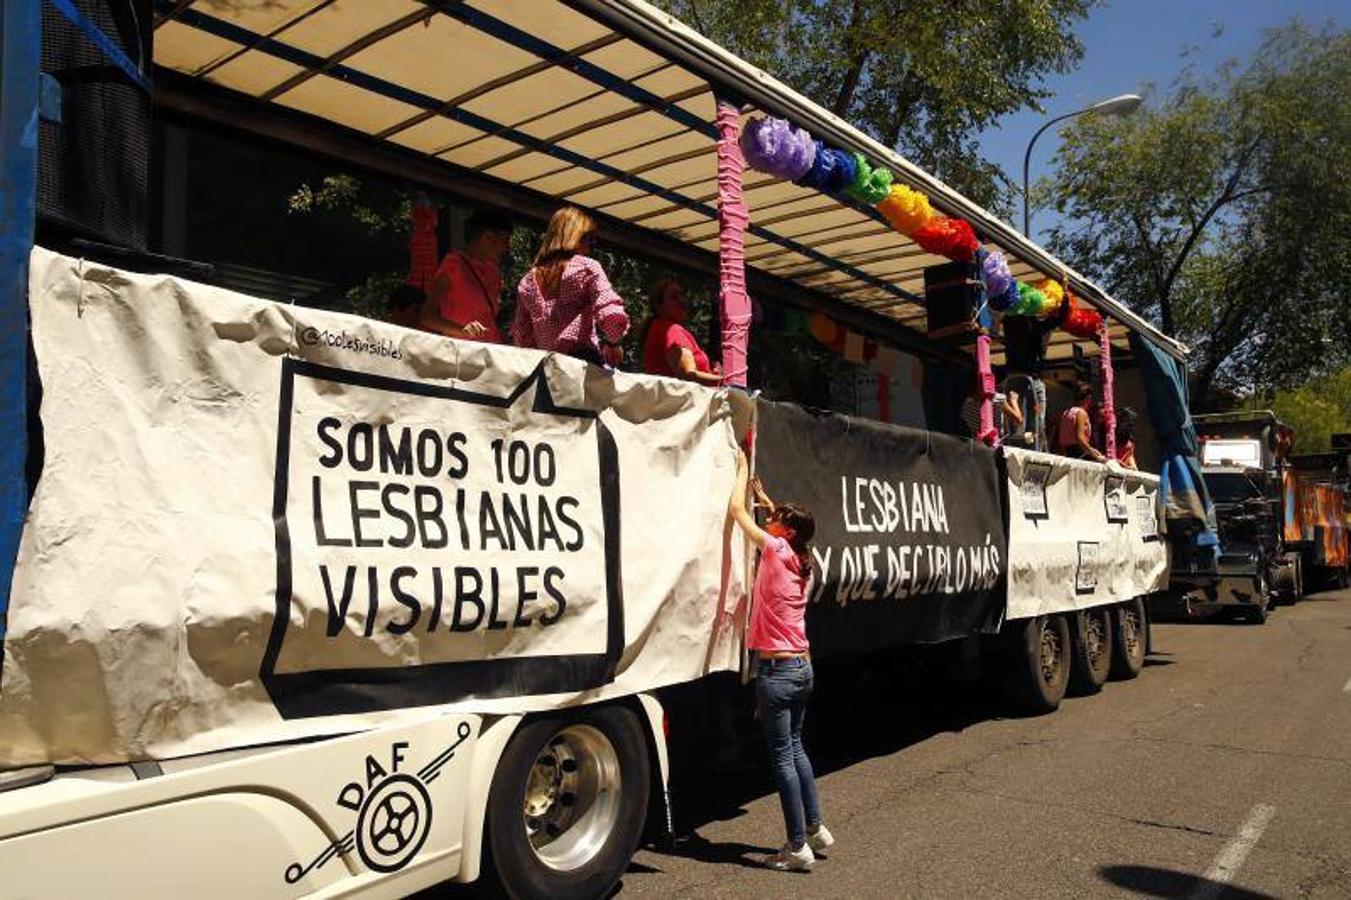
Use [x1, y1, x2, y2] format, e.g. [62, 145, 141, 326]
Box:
[716, 101, 751, 388]
[1099, 317, 1117, 459]
[976, 332, 998, 446]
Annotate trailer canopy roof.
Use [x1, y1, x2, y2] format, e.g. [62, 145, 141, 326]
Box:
[152, 0, 1186, 362]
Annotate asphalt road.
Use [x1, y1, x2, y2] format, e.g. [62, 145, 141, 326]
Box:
[617, 589, 1351, 899]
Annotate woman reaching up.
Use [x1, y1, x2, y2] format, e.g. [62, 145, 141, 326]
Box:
[728, 448, 833, 871]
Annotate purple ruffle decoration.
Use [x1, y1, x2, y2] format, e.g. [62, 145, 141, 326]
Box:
[796, 140, 834, 188]
[740, 117, 817, 181]
[822, 149, 856, 193]
[982, 250, 1013, 299]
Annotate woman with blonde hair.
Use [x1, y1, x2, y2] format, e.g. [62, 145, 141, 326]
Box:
[512, 207, 630, 365]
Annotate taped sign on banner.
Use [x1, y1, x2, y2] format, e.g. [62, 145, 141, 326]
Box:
[1021, 462, 1051, 518]
[1104, 476, 1130, 523]
[263, 358, 624, 719]
[1135, 492, 1160, 540]
[1076, 541, 1100, 593]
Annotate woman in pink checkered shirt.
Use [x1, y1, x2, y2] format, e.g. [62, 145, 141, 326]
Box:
[512, 207, 630, 366]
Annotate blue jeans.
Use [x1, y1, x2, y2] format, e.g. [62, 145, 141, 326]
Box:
[1031, 377, 1048, 452]
[756, 657, 822, 848]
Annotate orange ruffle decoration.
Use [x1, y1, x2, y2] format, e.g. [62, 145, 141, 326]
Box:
[912, 216, 981, 262]
[876, 184, 934, 236]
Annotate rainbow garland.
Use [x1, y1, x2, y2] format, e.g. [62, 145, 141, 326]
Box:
[740, 115, 1104, 340]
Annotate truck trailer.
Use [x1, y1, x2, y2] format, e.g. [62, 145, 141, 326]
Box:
[0, 1, 1195, 897]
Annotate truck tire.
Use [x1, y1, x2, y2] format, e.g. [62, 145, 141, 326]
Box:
[1068, 608, 1112, 695]
[1004, 615, 1071, 714]
[486, 705, 650, 900]
[1109, 597, 1148, 680]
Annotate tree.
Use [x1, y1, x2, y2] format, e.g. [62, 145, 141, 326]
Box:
[1045, 21, 1351, 398]
[1268, 369, 1351, 454]
[654, 0, 1096, 211]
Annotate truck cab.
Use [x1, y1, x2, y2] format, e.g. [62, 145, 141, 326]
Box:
[1172, 412, 1303, 621]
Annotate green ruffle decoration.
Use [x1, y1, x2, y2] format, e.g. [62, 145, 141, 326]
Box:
[844, 152, 894, 205]
[1011, 281, 1045, 317]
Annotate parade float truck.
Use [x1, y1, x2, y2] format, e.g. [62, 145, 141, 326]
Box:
[1168, 412, 1349, 623]
[0, 2, 1185, 898]
[1286, 442, 1351, 590]
[1165, 411, 1305, 623]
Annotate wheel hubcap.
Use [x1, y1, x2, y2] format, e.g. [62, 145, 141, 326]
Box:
[523, 724, 621, 872]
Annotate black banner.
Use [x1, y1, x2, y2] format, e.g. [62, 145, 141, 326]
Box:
[755, 401, 1006, 654]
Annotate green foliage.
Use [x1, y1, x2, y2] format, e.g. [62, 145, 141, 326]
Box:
[286, 175, 413, 237]
[654, 0, 1096, 211]
[1268, 369, 1351, 453]
[1045, 21, 1351, 397]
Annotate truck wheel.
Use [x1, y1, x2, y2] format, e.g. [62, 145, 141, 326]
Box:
[1109, 597, 1148, 680]
[1068, 608, 1112, 695]
[486, 706, 650, 900]
[1004, 615, 1070, 714]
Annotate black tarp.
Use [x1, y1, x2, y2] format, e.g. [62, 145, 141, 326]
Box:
[755, 401, 1006, 656]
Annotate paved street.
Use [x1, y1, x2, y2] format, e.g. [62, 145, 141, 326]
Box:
[618, 589, 1351, 898]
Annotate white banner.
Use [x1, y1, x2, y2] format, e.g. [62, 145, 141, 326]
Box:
[1004, 447, 1168, 620]
[0, 248, 747, 765]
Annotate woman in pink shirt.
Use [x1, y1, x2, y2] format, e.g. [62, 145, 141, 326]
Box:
[639, 278, 722, 385]
[512, 207, 630, 366]
[729, 448, 833, 871]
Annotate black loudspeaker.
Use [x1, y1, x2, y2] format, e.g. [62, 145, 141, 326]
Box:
[923, 261, 981, 344]
[39, 0, 153, 251]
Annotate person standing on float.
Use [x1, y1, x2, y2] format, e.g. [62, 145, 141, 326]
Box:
[512, 207, 630, 366]
[421, 209, 513, 342]
[1002, 299, 1069, 451]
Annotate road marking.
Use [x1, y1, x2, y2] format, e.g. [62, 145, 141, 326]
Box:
[1192, 803, 1277, 899]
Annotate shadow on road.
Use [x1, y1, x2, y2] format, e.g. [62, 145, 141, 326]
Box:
[659, 649, 1009, 840]
[1099, 863, 1277, 898]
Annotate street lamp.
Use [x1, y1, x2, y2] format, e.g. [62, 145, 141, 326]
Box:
[1022, 93, 1142, 237]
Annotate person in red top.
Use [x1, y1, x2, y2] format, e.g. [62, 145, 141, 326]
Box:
[512, 207, 629, 366]
[728, 448, 833, 872]
[639, 278, 722, 385]
[421, 209, 513, 342]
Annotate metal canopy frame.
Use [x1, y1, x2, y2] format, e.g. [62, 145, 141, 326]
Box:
[567, 0, 1188, 362]
[146, 0, 1183, 366]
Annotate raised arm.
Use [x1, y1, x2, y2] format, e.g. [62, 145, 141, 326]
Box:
[728, 448, 769, 549]
[750, 475, 776, 514]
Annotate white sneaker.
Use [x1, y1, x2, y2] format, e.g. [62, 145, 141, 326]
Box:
[807, 824, 835, 852]
[765, 842, 815, 871]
